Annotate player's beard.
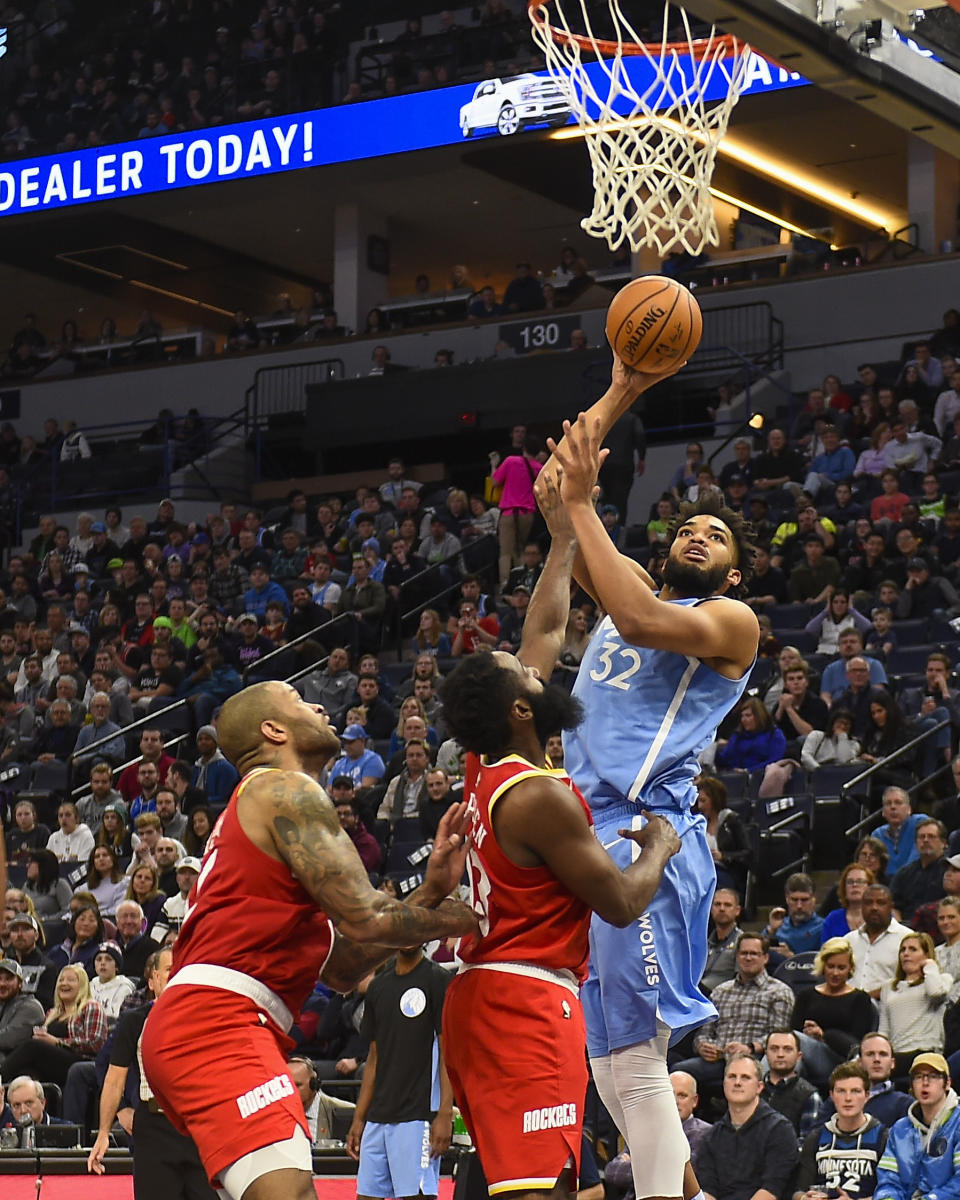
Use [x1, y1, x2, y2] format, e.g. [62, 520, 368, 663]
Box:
[529, 683, 584, 745]
[663, 556, 730, 598]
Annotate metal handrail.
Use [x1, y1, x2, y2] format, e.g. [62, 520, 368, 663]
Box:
[70, 697, 192, 761]
[844, 808, 883, 841]
[839, 720, 950, 797]
[840, 719, 951, 837]
[240, 612, 351, 683]
[394, 534, 497, 660]
[283, 655, 333, 689]
[908, 760, 954, 800]
[248, 357, 346, 424]
[70, 732, 190, 799]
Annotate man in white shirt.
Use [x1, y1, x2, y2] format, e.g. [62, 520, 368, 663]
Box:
[934, 369, 960, 436]
[14, 629, 59, 690]
[46, 799, 94, 862]
[150, 857, 200, 943]
[844, 885, 910, 999]
[882, 420, 942, 475]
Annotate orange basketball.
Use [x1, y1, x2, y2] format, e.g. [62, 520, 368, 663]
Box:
[605, 276, 702, 374]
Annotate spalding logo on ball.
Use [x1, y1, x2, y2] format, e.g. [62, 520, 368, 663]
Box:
[605, 277, 703, 374]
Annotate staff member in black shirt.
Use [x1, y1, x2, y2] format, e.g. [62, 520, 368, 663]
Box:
[87, 945, 216, 1199]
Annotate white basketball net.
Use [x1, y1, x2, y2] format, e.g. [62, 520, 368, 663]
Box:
[530, 0, 751, 256]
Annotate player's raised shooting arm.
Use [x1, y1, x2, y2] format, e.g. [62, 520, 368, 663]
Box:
[264, 774, 476, 953]
[496, 776, 680, 927]
[516, 493, 578, 680]
[552, 415, 758, 667]
[534, 469, 656, 624]
[539, 359, 663, 489]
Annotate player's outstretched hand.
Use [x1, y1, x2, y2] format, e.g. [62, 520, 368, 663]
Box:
[87, 1132, 109, 1175]
[611, 356, 665, 395]
[546, 413, 608, 508]
[618, 814, 681, 859]
[535, 468, 601, 536]
[423, 801, 471, 901]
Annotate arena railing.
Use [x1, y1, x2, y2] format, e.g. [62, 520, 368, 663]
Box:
[392, 534, 498, 660]
[841, 718, 951, 838]
[69, 732, 192, 799]
[239, 612, 354, 685]
[68, 698, 193, 797]
[11, 406, 251, 544]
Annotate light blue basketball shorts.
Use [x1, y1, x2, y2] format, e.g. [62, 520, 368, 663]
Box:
[357, 1119, 440, 1199]
[582, 805, 718, 1058]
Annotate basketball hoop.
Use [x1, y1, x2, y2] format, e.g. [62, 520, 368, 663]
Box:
[529, 0, 753, 256]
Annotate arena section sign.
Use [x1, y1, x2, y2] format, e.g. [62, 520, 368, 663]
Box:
[0, 55, 807, 218]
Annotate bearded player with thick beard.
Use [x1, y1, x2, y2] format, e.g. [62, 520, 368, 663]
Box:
[439, 459, 680, 1200]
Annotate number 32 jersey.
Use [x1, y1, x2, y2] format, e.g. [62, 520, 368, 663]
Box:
[565, 601, 753, 822]
[458, 752, 593, 981]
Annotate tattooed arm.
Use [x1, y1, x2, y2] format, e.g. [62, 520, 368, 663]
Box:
[245, 772, 476, 991]
[322, 801, 474, 992]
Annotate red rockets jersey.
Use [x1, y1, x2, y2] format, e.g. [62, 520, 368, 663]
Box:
[458, 752, 592, 981]
[173, 768, 334, 1016]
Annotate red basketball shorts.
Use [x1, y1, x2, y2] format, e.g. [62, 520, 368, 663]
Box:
[141, 984, 309, 1188]
[443, 966, 587, 1196]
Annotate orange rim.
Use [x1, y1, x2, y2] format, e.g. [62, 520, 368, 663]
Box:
[528, 0, 744, 58]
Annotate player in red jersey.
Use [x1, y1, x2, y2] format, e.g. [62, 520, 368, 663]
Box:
[141, 680, 476, 1200]
[440, 472, 681, 1200]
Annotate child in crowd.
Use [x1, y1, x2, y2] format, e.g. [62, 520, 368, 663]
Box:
[870, 468, 911, 525]
[599, 505, 623, 548]
[865, 607, 898, 659]
[646, 494, 675, 546]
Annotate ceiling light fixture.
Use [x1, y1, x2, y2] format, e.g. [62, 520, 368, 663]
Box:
[550, 119, 900, 230]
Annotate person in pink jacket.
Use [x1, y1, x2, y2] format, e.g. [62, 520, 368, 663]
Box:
[491, 436, 542, 585]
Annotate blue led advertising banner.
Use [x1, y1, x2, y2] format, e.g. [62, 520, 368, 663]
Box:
[0, 53, 807, 218]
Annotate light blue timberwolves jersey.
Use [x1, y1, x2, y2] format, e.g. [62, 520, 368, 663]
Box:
[564, 598, 753, 822]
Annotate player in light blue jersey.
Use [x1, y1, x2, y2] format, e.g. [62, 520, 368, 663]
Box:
[543, 412, 759, 1200]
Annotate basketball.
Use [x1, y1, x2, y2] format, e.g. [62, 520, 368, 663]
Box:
[605, 276, 703, 374]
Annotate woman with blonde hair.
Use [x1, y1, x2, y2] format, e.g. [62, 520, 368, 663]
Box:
[388, 698, 439, 756]
[878, 931, 953, 1076]
[791, 937, 874, 1083]
[557, 609, 591, 675]
[0, 964, 108, 1085]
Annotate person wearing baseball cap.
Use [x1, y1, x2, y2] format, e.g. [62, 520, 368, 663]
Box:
[874, 1053, 960, 1200]
[152, 857, 203, 944]
[328, 723, 385, 789]
[0, 956, 45, 1067]
[911, 854, 960, 940]
[6, 913, 57, 1012]
[90, 942, 135, 1018]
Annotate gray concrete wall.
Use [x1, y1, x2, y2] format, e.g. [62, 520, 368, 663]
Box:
[15, 254, 957, 434]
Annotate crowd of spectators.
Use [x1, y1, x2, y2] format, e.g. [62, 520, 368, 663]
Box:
[1, 249, 608, 379]
[0, 310, 960, 1185]
[0, 1, 678, 159]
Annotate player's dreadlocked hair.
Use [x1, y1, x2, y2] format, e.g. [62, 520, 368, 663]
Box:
[666, 490, 757, 598]
[439, 653, 519, 758]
